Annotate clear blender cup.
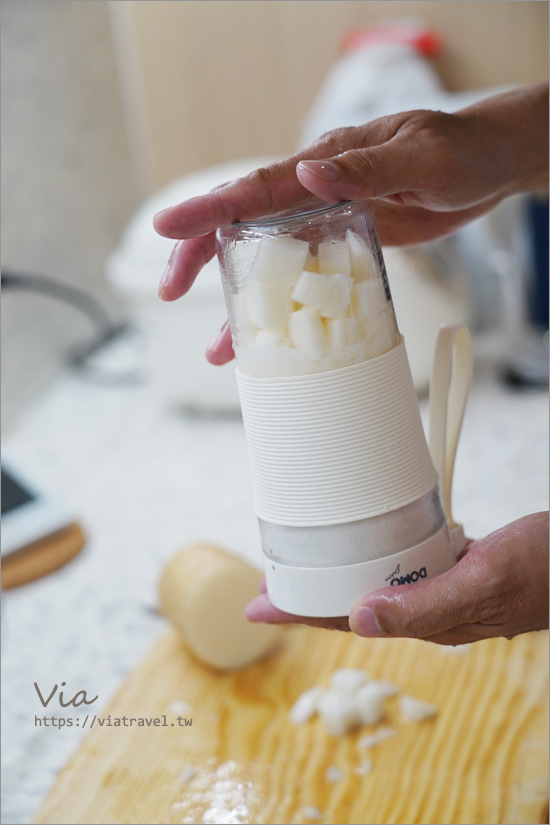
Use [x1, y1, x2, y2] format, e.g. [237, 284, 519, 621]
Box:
[216, 200, 471, 617]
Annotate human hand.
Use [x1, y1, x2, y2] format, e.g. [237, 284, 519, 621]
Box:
[153, 84, 548, 365]
[244, 512, 549, 646]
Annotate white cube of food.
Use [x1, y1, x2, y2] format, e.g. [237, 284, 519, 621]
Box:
[329, 668, 368, 694]
[245, 278, 293, 330]
[250, 235, 309, 288]
[289, 307, 327, 357]
[400, 695, 438, 722]
[318, 239, 351, 277]
[292, 270, 331, 311]
[346, 230, 377, 281]
[352, 280, 388, 318]
[321, 273, 354, 320]
[255, 328, 288, 347]
[369, 680, 399, 698]
[232, 293, 258, 346]
[317, 690, 361, 736]
[289, 687, 324, 725]
[355, 683, 385, 725]
[327, 316, 369, 355]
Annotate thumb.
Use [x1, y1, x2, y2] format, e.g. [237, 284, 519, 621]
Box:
[296, 144, 424, 204]
[348, 552, 481, 640]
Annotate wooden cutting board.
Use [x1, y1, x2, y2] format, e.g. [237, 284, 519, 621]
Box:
[35, 626, 549, 825]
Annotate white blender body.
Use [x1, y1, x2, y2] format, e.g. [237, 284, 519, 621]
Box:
[216, 201, 472, 617]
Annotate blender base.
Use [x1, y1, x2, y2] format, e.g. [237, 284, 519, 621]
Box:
[264, 523, 457, 618]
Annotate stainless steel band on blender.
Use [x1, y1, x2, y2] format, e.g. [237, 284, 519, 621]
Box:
[236, 337, 437, 526]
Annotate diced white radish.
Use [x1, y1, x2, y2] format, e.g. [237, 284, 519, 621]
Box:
[373, 308, 399, 356]
[232, 293, 258, 346]
[317, 690, 361, 736]
[369, 680, 399, 698]
[292, 270, 331, 311]
[318, 239, 351, 277]
[353, 760, 373, 776]
[158, 544, 282, 671]
[400, 695, 438, 722]
[326, 317, 368, 354]
[255, 328, 288, 347]
[346, 229, 376, 281]
[325, 766, 344, 783]
[288, 687, 324, 725]
[289, 307, 327, 356]
[352, 280, 387, 318]
[302, 806, 322, 820]
[357, 727, 396, 748]
[355, 683, 386, 725]
[250, 235, 309, 288]
[245, 278, 293, 329]
[329, 668, 368, 694]
[321, 273, 354, 320]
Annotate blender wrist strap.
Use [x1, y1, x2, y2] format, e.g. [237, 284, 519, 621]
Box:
[428, 325, 473, 553]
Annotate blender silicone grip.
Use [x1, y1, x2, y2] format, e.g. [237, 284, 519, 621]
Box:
[428, 325, 473, 555]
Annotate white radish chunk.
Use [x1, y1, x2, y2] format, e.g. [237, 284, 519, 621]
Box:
[158, 544, 282, 671]
[232, 293, 258, 346]
[357, 727, 397, 748]
[289, 307, 327, 356]
[346, 229, 376, 281]
[250, 235, 309, 288]
[318, 239, 351, 277]
[317, 690, 361, 736]
[352, 280, 387, 318]
[400, 695, 438, 722]
[355, 683, 386, 725]
[321, 273, 354, 320]
[292, 270, 331, 311]
[326, 317, 368, 354]
[329, 668, 368, 693]
[354, 760, 374, 776]
[325, 766, 344, 783]
[369, 680, 399, 698]
[288, 687, 323, 725]
[255, 328, 288, 347]
[245, 278, 293, 329]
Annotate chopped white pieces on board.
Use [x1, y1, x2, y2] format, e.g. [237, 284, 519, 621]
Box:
[302, 806, 323, 820]
[177, 766, 196, 785]
[328, 668, 369, 693]
[288, 687, 324, 725]
[357, 727, 397, 748]
[353, 760, 374, 777]
[317, 690, 361, 736]
[355, 683, 386, 725]
[325, 765, 345, 783]
[400, 695, 438, 722]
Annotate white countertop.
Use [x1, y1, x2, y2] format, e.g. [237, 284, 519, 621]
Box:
[2, 359, 548, 824]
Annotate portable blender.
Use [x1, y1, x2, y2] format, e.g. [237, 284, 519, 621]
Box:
[216, 200, 472, 617]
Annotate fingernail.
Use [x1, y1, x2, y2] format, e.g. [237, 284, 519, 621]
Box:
[206, 320, 229, 355]
[158, 267, 171, 297]
[158, 246, 176, 297]
[298, 159, 340, 182]
[351, 606, 386, 638]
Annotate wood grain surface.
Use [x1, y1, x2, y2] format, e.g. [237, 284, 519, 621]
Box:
[35, 626, 549, 825]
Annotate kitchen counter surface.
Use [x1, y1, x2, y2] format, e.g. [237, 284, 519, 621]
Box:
[2, 360, 548, 825]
